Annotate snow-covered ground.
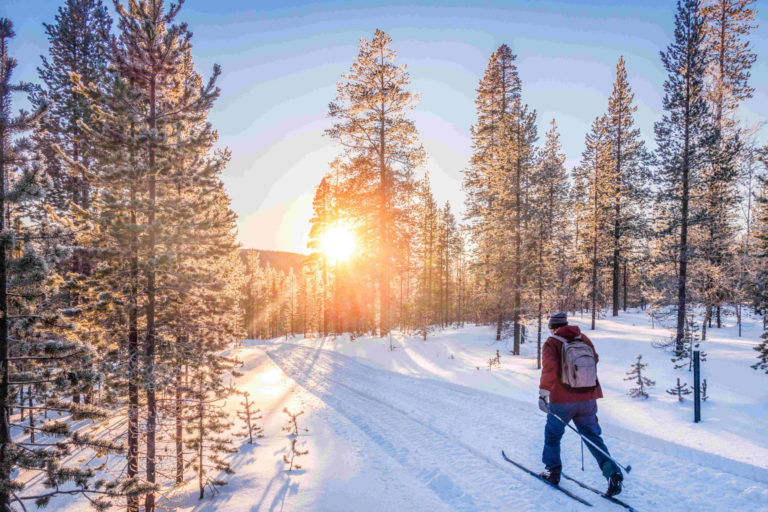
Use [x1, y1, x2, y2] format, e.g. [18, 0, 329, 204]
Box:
[45, 309, 768, 511]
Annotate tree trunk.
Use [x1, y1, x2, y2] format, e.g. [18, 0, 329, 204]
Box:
[623, 260, 628, 312]
[198, 380, 205, 500]
[537, 240, 543, 370]
[127, 177, 139, 512]
[145, 75, 158, 512]
[675, 63, 692, 355]
[175, 368, 183, 484]
[28, 388, 34, 444]
[513, 126, 522, 355]
[378, 47, 389, 337]
[612, 105, 623, 317]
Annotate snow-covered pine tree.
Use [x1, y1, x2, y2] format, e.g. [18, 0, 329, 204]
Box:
[281, 407, 308, 472]
[654, 0, 714, 355]
[106, 2, 231, 508]
[34, 5, 112, 381]
[237, 391, 263, 444]
[624, 355, 655, 399]
[752, 176, 768, 372]
[666, 377, 692, 401]
[36, 0, 110, 218]
[69, 0, 241, 508]
[326, 29, 425, 337]
[604, 56, 651, 316]
[184, 353, 237, 499]
[0, 18, 123, 511]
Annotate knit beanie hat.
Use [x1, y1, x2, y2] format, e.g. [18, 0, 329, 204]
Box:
[548, 312, 568, 329]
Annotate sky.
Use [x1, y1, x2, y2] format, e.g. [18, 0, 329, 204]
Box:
[2, 0, 767, 253]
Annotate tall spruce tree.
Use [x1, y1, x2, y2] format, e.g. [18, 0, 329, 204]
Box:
[0, 18, 122, 512]
[415, 173, 438, 339]
[604, 56, 650, 316]
[654, 0, 713, 354]
[70, 1, 238, 509]
[530, 120, 569, 366]
[573, 116, 613, 329]
[464, 44, 537, 350]
[326, 29, 425, 336]
[36, 0, 111, 218]
[697, 0, 757, 331]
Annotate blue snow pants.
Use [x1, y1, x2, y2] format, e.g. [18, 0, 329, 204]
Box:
[542, 399, 620, 477]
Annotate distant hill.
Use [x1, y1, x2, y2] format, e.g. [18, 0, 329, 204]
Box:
[241, 249, 306, 274]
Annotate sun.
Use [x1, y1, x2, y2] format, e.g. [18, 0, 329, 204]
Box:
[322, 224, 356, 262]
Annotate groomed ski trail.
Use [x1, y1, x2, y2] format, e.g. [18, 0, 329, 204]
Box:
[266, 343, 768, 512]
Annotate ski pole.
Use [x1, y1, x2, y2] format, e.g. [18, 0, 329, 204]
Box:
[545, 402, 632, 475]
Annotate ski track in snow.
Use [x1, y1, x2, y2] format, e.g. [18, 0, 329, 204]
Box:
[267, 343, 768, 512]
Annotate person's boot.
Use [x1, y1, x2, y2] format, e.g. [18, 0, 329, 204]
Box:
[539, 465, 561, 485]
[606, 471, 623, 497]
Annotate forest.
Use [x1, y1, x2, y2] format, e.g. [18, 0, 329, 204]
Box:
[0, 0, 765, 511]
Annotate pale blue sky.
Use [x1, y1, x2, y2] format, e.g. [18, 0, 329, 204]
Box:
[3, 0, 767, 252]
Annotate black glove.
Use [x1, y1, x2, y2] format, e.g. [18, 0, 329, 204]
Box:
[538, 389, 550, 413]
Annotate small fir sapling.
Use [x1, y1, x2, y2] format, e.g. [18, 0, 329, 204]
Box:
[700, 378, 709, 401]
[666, 377, 692, 402]
[624, 355, 655, 399]
[282, 407, 309, 471]
[488, 349, 502, 370]
[238, 391, 264, 444]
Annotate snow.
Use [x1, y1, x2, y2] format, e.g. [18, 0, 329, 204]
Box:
[42, 309, 768, 511]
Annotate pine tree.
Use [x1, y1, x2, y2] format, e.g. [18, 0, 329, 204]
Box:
[437, 201, 460, 328]
[573, 116, 613, 330]
[605, 57, 651, 316]
[415, 173, 438, 340]
[696, 0, 757, 332]
[654, 0, 713, 354]
[36, 0, 111, 217]
[237, 391, 263, 444]
[700, 378, 709, 400]
[463, 44, 537, 351]
[326, 29, 425, 336]
[529, 119, 569, 367]
[624, 355, 655, 399]
[666, 377, 693, 401]
[307, 175, 333, 337]
[184, 354, 237, 499]
[0, 18, 122, 511]
[68, 1, 242, 509]
[281, 408, 308, 472]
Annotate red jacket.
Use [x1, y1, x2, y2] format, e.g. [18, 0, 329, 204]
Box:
[539, 325, 603, 403]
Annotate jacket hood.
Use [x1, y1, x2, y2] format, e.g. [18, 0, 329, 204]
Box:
[554, 325, 581, 338]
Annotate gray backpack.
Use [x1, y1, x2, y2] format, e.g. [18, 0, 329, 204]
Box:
[552, 334, 598, 391]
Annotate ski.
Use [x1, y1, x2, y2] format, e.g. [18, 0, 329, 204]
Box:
[501, 450, 592, 507]
[561, 472, 638, 511]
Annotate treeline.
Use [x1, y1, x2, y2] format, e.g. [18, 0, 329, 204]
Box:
[275, 0, 768, 375]
[242, 177, 472, 340]
[1, 1, 244, 511]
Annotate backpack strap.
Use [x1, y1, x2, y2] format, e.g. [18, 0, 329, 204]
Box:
[551, 334, 581, 343]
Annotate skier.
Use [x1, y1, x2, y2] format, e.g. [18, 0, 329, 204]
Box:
[538, 312, 623, 497]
